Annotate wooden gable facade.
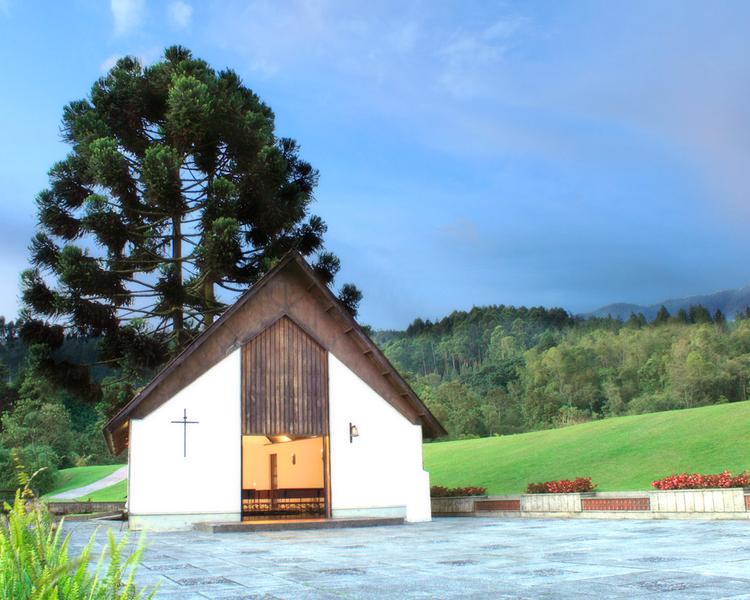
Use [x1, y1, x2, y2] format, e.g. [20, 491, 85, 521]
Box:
[243, 316, 328, 437]
[104, 252, 445, 454]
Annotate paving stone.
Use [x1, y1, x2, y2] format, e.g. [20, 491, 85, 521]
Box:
[152, 593, 208, 600]
[436, 559, 479, 566]
[529, 567, 571, 576]
[149, 563, 202, 571]
[173, 575, 241, 586]
[61, 517, 750, 598]
[627, 555, 683, 563]
[318, 567, 366, 575]
[199, 588, 293, 600]
[543, 550, 588, 560]
[637, 578, 696, 592]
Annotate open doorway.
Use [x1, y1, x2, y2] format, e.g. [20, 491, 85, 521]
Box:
[241, 435, 329, 519]
[241, 316, 331, 520]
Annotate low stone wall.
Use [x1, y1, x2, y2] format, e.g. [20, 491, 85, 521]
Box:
[579, 490, 652, 513]
[582, 497, 649, 511]
[431, 496, 483, 515]
[522, 492, 582, 513]
[650, 489, 745, 513]
[47, 501, 126, 516]
[434, 489, 750, 520]
[475, 497, 521, 512]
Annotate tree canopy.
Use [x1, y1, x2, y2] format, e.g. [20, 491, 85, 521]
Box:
[21, 46, 358, 379]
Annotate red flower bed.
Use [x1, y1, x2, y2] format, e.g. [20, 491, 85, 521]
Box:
[525, 477, 596, 494]
[651, 470, 750, 490]
[430, 486, 487, 498]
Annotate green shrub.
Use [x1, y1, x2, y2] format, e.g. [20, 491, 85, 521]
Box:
[430, 485, 487, 497]
[0, 475, 157, 598]
[72, 402, 127, 465]
[525, 477, 596, 494]
[0, 445, 58, 495]
[1, 395, 75, 467]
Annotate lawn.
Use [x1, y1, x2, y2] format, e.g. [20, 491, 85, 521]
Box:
[74, 479, 127, 502]
[43, 465, 124, 499]
[423, 401, 750, 494]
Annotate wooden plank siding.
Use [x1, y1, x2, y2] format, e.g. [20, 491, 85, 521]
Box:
[243, 316, 328, 436]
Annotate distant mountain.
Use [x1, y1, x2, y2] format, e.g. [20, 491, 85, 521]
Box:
[587, 285, 750, 321]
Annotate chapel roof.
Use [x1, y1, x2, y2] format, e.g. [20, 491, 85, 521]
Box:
[104, 251, 446, 454]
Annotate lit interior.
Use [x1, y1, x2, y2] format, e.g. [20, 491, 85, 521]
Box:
[242, 435, 324, 491]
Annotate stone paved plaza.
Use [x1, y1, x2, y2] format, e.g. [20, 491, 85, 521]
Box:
[63, 517, 750, 599]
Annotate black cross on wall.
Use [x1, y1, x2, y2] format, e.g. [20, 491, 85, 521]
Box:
[171, 408, 199, 457]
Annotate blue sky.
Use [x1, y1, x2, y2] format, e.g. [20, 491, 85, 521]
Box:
[2, 1, 750, 329]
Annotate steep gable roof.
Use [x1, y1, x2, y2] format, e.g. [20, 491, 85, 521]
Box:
[104, 251, 446, 454]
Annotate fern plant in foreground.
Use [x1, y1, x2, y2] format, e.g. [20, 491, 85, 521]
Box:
[0, 453, 157, 599]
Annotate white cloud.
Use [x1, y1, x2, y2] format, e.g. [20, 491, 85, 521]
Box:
[111, 0, 145, 35]
[168, 0, 192, 29]
[99, 49, 161, 73]
[100, 54, 121, 72]
[437, 16, 525, 99]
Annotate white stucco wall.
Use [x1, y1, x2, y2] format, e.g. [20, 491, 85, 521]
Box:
[328, 353, 432, 522]
[128, 349, 241, 530]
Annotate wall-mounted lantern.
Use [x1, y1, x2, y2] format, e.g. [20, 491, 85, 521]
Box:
[349, 422, 359, 444]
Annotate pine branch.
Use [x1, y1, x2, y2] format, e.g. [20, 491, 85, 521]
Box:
[217, 281, 247, 293]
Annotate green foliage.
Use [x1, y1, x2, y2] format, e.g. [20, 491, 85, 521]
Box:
[0, 360, 15, 415]
[0, 360, 79, 482]
[430, 485, 486, 497]
[0, 491, 156, 599]
[0, 446, 57, 496]
[337, 284, 363, 317]
[653, 305, 670, 325]
[0, 397, 74, 463]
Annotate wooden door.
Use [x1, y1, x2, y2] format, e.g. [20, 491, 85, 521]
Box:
[270, 453, 278, 489]
[270, 453, 278, 509]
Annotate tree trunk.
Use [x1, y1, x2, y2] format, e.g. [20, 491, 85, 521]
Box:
[202, 171, 215, 329]
[203, 278, 216, 328]
[172, 215, 184, 345]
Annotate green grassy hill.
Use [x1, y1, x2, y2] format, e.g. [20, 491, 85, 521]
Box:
[424, 401, 750, 494]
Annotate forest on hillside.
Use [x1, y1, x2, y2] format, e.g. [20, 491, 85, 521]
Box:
[376, 305, 750, 438]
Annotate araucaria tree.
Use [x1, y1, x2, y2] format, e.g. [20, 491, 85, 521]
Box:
[22, 46, 359, 376]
